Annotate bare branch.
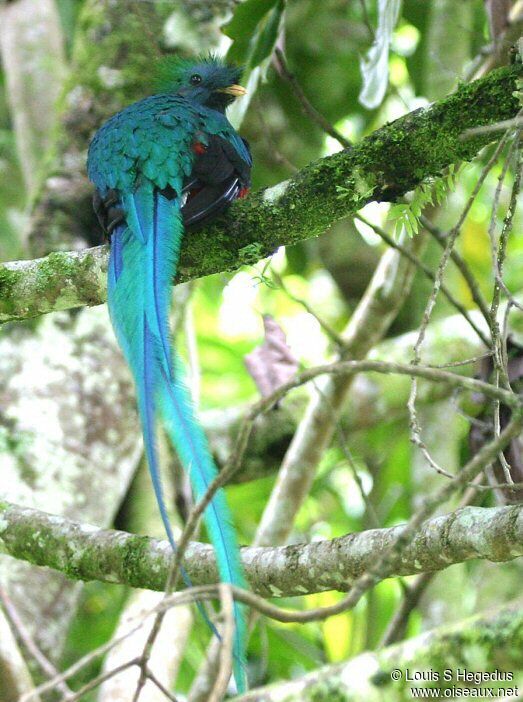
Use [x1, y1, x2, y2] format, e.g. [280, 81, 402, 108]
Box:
[2, 500, 523, 598]
[273, 48, 352, 148]
[0, 589, 73, 700]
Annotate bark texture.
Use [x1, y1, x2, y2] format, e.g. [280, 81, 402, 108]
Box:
[1, 501, 522, 598]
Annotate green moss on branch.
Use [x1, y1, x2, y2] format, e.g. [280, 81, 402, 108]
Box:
[0, 64, 520, 323]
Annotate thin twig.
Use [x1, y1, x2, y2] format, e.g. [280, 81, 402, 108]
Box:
[147, 669, 180, 702]
[335, 424, 381, 528]
[310, 377, 381, 528]
[273, 48, 352, 148]
[167, 356, 523, 554]
[421, 216, 492, 324]
[488, 136, 522, 488]
[18, 621, 149, 702]
[208, 585, 234, 702]
[379, 572, 434, 647]
[488, 133, 521, 383]
[271, 270, 346, 348]
[428, 352, 493, 369]
[408, 132, 514, 476]
[412, 132, 512, 363]
[490, 137, 522, 332]
[0, 589, 74, 700]
[355, 213, 490, 347]
[59, 659, 140, 702]
[131, 558, 187, 702]
[462, 116, 523, 138]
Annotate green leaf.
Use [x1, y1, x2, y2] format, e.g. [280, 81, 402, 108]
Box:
[249, 0, 285, 69]
[389, 203, 407, 218]
[226, 0, 285, 127]
[405, 208, 419, 236]
[223, 0, 281, 65]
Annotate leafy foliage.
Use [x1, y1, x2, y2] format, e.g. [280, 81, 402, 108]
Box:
[388, 164, 463, 237]
[225, 0, 286, 125]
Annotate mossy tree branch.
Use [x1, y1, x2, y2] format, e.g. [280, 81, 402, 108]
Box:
[0, 64, 521, 323]
[233, 599, 523, 702]
[1, 500, 523, 598]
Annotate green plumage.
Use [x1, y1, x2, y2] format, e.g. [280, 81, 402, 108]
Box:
[89, 95, 203, 191]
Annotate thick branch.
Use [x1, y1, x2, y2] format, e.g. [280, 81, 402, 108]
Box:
[0, 64, 520, 323]
[1, 501, 523, 598]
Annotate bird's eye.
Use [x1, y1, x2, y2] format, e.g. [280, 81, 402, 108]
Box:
[190, 74, 202, 85]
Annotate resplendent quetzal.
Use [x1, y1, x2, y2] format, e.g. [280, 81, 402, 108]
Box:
[87, 55, 252, 692]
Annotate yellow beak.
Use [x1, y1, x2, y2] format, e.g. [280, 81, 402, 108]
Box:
[216, 84, 247, 97]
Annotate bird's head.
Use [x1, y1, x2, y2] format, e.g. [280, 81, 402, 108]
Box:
[155, 55, 246, 112]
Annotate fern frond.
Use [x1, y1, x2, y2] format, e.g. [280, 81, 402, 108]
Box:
[387, 164, 464, 238]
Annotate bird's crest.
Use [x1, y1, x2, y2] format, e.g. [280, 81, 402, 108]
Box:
[154, 53, 242, 93]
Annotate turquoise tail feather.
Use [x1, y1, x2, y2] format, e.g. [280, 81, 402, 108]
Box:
[107, 188, 246, 693]
[158, 364, 247, 692]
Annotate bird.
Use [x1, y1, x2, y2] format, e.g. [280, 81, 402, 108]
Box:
[87, 55, 252, 693]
